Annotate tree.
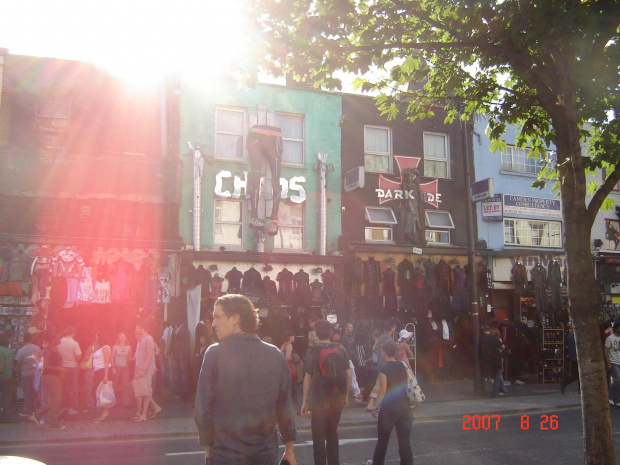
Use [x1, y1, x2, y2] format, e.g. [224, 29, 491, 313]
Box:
[247, 1, 620, 463]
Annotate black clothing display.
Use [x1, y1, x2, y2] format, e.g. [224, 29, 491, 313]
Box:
[451, 266, 468, 314]
[293, 269, 311, 306]
[423, 260, 438, 298]
[225, 267, 243, 293]
[242, 267, 262, 294]
[277, 268, 295, 304]
[531, 263, 548, 313]
[397, 259, 415, 311]
[310, 279, 324, 302]
[512, 263, 528, 295]
[547, 260, 562, 311]
[321, 270, 336, 301]
[435, 259, 452, 296]
[382, 268, 397, 317]
[363, 257, 382, 313]
[195, 265, 212, 295]
[260, 276, 279, 309]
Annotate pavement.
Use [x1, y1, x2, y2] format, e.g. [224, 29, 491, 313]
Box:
[0, 378, 582, 446]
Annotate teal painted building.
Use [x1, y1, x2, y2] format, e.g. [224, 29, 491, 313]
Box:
[178, 78, 347, 328]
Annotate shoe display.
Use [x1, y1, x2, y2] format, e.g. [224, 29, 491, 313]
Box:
[249, 217, 265, 230]
[266, 221, 278, 236]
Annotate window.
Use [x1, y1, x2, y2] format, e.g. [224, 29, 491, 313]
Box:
[364, 125, 392, 173]
[214, 199, 244, 247]
[504, 219, 562, 247]
[215, 108, 245, 159]
[275, 113, 304, 165]
[273, 203, 304, 250]
[501, 145, 547, 174]
[424, 133, 449, 178]
[424, 210, 454, 245]
[364, 207, 397, 242]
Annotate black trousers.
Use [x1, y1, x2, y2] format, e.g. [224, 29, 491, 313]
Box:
[311, 404, 343, 465]
[372, 406, 413, 465]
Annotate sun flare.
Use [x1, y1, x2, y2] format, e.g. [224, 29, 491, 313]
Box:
[0, 0, 251, 83]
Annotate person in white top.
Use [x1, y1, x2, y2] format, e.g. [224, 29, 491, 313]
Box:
[91, 331, 112, 422]
[58, 326, 82, 415]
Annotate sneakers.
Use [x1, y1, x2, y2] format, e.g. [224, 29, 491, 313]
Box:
[609, 399, 617, 406]
[49, 424, 66, 430]
[67, 409, 79, 415]
[19, 412, 32, 417]
[29, 414, 41, 425]
[266, 221, 279, 236]
[249, 217, 265, 230]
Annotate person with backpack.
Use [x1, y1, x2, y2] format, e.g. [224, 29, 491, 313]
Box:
[301, 319, 351, 465]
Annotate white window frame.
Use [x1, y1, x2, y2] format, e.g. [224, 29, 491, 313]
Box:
[364, 125, 392, 174]
[365, 206, 398, 224]
[272, 202, 304, 251]
[213, 198, 245, 248]
[275, 112, 305, 165]
[423, 132, 450, 179]
[425, 210, 455, 229]
[503, 218, 562, 247]
[364, 206, 396, 243]
[501, 145, 546, 174]
[425, 230, 451, 245]
[215, 107, 246, 160]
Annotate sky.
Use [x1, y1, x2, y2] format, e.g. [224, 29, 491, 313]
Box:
[0, 0, 253, 83]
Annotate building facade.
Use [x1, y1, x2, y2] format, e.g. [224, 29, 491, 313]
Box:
[178, 78, 345, 340]
[0, 50, 183, 344]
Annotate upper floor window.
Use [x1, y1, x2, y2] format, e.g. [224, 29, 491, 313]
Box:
[364, 206, 397, 242]
[501, 145, 547, 174]
[215, 107, 246, 159]
[275, 113, 304, 165]
[424, 210, 454, 245]
[273, 202, 304, 250]
[423, 132, 449, 178]
[213, 198, 244, 247]
[504, 218, 562, 247]
[364, 125, 392, 174]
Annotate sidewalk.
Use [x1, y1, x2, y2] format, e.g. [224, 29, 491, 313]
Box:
[0, 380, 582, 446]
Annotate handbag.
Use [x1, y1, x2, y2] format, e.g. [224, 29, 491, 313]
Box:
[132, 376, 150, 397]
[96, 381, 116, 408]
[401, 361, 425, 404]
[80, 354, 93, 370]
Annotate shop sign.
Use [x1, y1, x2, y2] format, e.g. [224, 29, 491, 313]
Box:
[214, 170, 307, 203]
[375, 155, 442, 208]
[502, 195, 561, 218]
[604, 257, 620, 264]
[482, 194, 503, 222]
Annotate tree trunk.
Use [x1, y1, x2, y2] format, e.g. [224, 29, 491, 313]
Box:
[558, 124, 615, 464]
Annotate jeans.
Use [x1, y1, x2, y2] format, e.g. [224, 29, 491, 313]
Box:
[609, 364, 620, 403]
[63, 366, 79, 410]
[371, 406, 413, 465]
[311, 404, 343, 465]
[291, 378, 302, 414]
[20, 375, 37, 415]
[493, 368, 508, 397]
[36, 375, 63, 427]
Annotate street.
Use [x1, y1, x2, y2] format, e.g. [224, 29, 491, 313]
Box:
[2, 407, 620, 465]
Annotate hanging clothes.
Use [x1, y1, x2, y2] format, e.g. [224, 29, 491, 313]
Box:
[110, 259, 131, 302]
[195, 265, 212, 295]
[157, 270, 171, 304]
[76, 266, 94, 303]
[310, 279, 324, 302]
[423, 260, 438, 298]
[293, 269, 311, 306]
[512, 262, 528, 295]
[397, 259, 415, 311]
[531, 263, 548, 313]
[411, 267, 426, 318]
[277, 268, 295, 304]
[382, 268, 397, 317]
[451, 266, 468, 314]
[547, 260, 562, 311]
[363, 257, 382, 313]
[225, 267, 243, 293]
[242, 267, 263, 295]
[321, 270, 336, 301]
[436, 259, 452, 295]
[260, 276, 278, 310]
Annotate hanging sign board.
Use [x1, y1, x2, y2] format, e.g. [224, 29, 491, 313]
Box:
[471, 178, 494, 202]
[482, 194, 503, 221]
[502, 195, 562, 218]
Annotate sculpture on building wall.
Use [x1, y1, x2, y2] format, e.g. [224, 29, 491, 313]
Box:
[400, 168, 424, 244]
[245, 125, 283, 236]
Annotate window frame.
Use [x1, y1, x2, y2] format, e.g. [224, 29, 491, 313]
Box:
[365, 206, 398, 225]
[275, 112, 305, 166]
[364, 125, 393, 174]
[500, 145, 548, 175]
[425, 229, 451, 245]
[214, 106, 247, 160]
[272, 202, 305, 251]
[425, 210, 455, 229]
[423, 132, 450, 179]
[364, 226, 394, 243]
[503, 218, 563, 248]
[213, 198, 245, 248]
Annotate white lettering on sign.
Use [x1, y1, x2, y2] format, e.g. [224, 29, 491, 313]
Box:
[375, 189, 442, 204]
[214, 170, 307, 203]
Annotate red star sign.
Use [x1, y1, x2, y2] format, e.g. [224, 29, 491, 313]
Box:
[377, 155, 441, 208]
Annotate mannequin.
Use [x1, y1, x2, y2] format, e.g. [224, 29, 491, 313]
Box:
[246, 125, 283, 236]
[225, 267, 243, 293]
[277, 267, 295, 304]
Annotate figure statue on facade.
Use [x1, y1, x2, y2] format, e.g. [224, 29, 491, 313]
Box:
[400, 169, 424, 244]
[245, 125, 283, 236]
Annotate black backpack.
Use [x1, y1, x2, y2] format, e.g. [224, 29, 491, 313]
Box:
[316, 344, 346, 394]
